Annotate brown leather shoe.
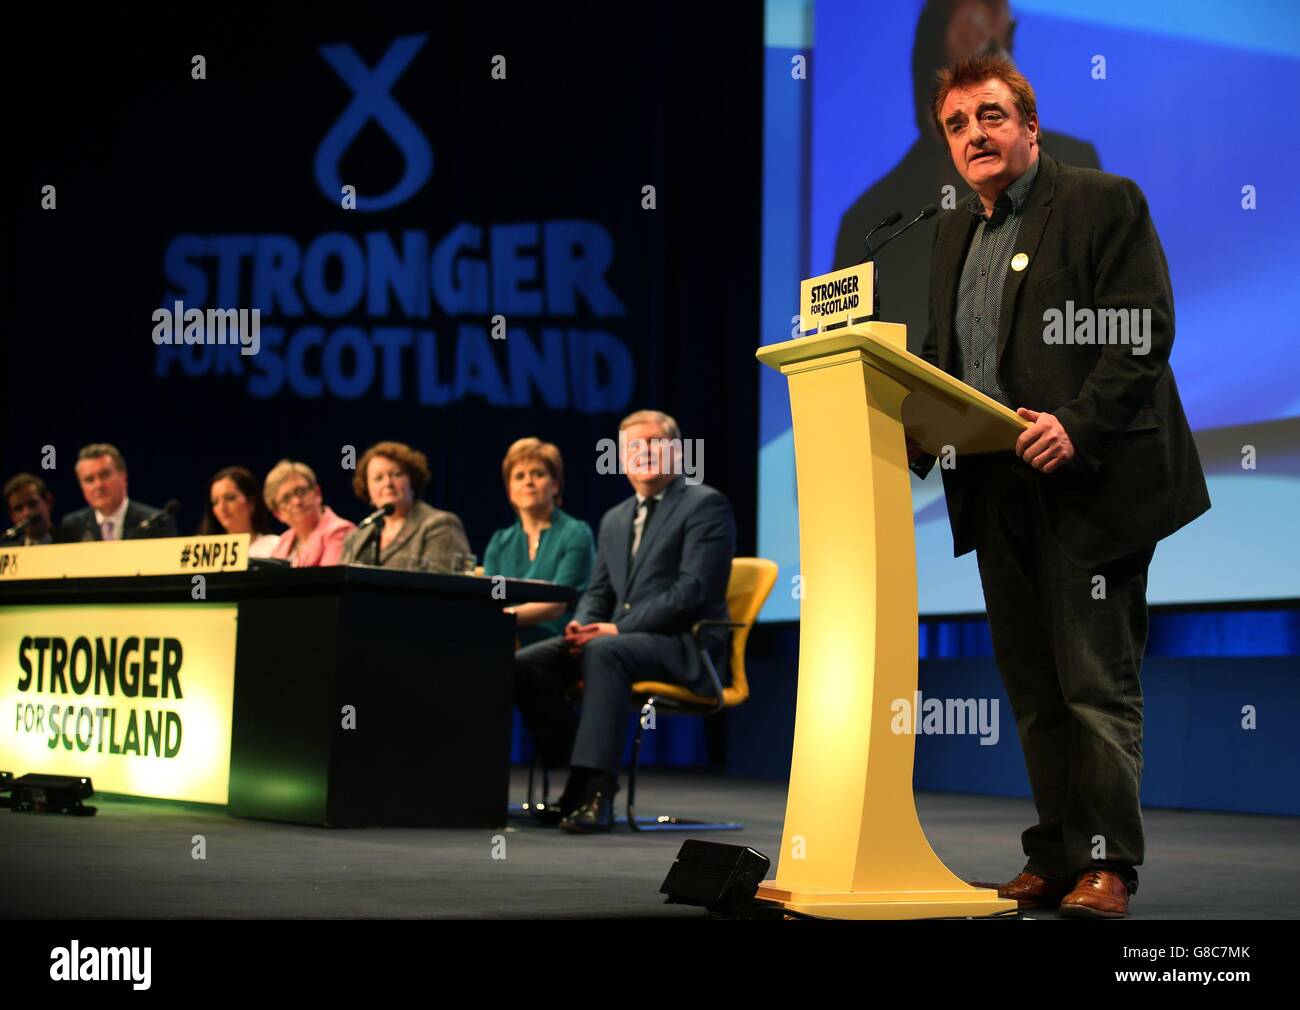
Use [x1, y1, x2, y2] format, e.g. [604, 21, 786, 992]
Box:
[1058, 869, 1130, 919]
[973, 871, 1073, 909]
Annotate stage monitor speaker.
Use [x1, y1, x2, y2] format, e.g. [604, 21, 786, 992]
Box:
[0, 773, 97, 815]
[659, 839, 770, 918]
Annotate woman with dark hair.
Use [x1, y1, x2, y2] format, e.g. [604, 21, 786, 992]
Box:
[338, 440, 470, 571]
[199, 466, 280, 558]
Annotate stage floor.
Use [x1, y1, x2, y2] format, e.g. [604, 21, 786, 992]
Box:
[4, 769, 1297, 919]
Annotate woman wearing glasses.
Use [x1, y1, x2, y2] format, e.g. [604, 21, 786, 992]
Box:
[264, 459, 356, 567]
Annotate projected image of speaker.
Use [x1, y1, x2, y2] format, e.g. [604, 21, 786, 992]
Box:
[659, 840, 771, 918]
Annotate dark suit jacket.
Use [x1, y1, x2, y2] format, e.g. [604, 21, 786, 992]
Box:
[575, 476, 736, 681]
[60, 499, 178, 541]
[915, 152, 1210, 568]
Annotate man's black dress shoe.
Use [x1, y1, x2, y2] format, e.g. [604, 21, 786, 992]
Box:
[559, 791, 614, 833]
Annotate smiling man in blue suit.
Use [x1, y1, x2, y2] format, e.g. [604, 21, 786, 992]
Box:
[513, 409, 736, 833]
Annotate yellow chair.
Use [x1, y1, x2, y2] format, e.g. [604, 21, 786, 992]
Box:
[624, 557, 778, 831]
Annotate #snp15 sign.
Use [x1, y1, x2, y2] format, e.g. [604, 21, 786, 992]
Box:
[0, 534, 249, 582]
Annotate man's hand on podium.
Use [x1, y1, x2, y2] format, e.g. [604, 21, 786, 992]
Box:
[906, 437, 938, 479]
[1015, 407, 1076, 474]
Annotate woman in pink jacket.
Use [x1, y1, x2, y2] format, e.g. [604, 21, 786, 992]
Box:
[264, 459, 355, 566]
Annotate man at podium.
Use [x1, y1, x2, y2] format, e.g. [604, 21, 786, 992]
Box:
[907, 54, 1209, 917]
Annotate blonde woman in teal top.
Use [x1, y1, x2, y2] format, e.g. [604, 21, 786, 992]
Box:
[483, 438, 596, 647]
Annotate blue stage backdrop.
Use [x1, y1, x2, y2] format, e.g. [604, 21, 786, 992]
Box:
[1, 5, 764, 770]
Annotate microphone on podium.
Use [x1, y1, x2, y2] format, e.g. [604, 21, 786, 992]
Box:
[861, 210, 902, 261]
[869, 204, 939, 259]
[855, 204, 939, 320]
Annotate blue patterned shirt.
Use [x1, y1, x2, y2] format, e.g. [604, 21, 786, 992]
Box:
[954, 157, 1041, 406]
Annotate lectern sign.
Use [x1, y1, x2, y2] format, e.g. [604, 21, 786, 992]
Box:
[799, 263, 875, 334]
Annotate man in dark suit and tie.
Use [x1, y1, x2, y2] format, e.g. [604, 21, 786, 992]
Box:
[514, 409, 736, 833]
[907, 55, 1209, 917]
[59, 443, 178, 541]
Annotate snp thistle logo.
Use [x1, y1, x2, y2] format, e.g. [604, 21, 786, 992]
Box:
[315, 34, 433, 211]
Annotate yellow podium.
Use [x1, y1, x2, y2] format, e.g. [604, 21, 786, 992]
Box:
[754, 282, 1029, 919]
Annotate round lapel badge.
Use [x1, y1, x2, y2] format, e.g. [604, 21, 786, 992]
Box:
[1011, 252, 1029, 272]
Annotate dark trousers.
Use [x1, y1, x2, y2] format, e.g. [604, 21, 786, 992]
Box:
[967, 453, 1154, 894]
[513, 631, 704, 779]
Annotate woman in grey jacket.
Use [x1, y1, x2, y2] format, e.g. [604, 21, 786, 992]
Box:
[338, 441, 470, 572]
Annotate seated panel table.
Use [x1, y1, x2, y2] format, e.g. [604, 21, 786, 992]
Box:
[0, 567, 573, 827]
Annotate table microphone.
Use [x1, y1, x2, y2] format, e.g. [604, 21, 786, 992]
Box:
[357, 503, 396, 566]
[356, 503, 396, 530]
[2, 515, 36, 540]
[131, 500, 180, 535]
